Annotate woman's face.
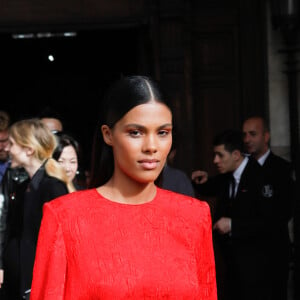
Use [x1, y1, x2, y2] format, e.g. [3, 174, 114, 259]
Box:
[102, 102, 172, 184]
[58, 145, 78, 182]
[6, 137, 28, 168]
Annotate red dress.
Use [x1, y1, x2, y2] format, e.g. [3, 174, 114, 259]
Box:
[30, 188, 217, 299]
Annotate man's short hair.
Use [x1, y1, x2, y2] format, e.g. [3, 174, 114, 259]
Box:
[0, 111, 10, 131]
[213, 129, 244, 153]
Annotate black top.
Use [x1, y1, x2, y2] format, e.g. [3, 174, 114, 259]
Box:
[3, 163, 68, 299]
[157, 164, 195, 197]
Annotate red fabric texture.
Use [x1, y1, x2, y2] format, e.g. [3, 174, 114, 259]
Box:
[30, 188, 217, 299]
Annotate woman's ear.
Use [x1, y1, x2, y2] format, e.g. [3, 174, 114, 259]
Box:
[26, 146, 35, 157]
[101, 125, 113, 146]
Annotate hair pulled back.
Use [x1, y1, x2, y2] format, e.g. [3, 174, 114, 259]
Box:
[89, 75, 170, 188]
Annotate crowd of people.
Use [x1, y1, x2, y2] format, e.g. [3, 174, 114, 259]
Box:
[0, 75, 296, 300]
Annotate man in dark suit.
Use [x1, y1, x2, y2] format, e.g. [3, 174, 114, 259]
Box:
[243, 116, 295, 300]
[192, 129, 275, 300]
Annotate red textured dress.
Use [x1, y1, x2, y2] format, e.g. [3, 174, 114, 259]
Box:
[30, 188, 217, 300]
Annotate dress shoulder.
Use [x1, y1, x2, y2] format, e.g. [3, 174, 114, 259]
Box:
[157, 187, 212, 222]
[158, 187, 208, 205]
[45, 188, 98, 209]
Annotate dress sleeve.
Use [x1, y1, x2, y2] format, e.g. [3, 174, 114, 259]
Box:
[197, 202, 218, 300]
[30, 203, 66, 300]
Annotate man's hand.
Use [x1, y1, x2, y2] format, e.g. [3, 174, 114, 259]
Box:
[0, 269, 3, 288]
[191, 170, 208, 184]
[213, 217, 232, 235]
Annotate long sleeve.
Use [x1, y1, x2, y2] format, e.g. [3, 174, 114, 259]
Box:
[30, 188, 217, 300]
[0, 189, 8, 269]
[30, 204, 67, 300]
[197, 202, 217, 299]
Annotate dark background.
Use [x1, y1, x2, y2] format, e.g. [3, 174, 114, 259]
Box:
[0, 0, 268, 175]
[1, 28, 140, 169]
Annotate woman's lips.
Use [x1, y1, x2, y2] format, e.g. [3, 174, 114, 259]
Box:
[138, 159, 159, 170]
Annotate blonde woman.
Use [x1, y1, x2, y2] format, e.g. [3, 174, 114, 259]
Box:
[2, 118, 70, 300]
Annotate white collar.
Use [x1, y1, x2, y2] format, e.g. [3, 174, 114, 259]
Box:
[233, 156, 249, 184]
[258, 149, 270, 166]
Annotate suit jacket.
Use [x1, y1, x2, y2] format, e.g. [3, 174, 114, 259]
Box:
[260, 151, 295, 300]
[3, 163, 69, 300]
[262, 151, 294, 235]
[194, 157, 275, 300]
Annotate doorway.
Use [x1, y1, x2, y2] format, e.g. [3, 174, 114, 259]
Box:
[1, 26, 148, 170]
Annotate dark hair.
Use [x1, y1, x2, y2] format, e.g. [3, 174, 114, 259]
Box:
[213, 129, 244, 154]
[37, 106, 63, 121]
[88, 75, 171, 188]
[0, 110, 10, 131]
[52, 132, 81, 162]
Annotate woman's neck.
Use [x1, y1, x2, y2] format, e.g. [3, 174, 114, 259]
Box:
[97, 176, 157, 205]
[24, 159, 44, 178]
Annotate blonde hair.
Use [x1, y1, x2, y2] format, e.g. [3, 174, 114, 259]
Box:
[9, 118, 75, 192]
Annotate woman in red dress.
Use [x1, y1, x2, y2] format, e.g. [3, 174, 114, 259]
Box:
[30, 75, 217, 300]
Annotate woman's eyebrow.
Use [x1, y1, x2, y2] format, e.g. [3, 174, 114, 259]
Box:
[125, 123, 172, 129]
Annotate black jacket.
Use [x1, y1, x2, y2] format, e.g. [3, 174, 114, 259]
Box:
[262, 151, 294, 233]
[0, 166, 29, 269]
[3, 164, 68, 300]
[156, 164, 195, 197]
[194, 157, 278, 300]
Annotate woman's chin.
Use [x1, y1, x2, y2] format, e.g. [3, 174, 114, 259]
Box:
[10, 161, 20, 169]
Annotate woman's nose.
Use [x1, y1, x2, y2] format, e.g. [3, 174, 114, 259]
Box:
[142, 135, 157, 153]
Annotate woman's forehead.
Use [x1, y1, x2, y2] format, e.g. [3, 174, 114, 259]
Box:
[124, 102, 171, 119]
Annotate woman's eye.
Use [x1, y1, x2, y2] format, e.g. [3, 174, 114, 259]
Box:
[158, 130, 170, 137]
[129, 130, 142, 137]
